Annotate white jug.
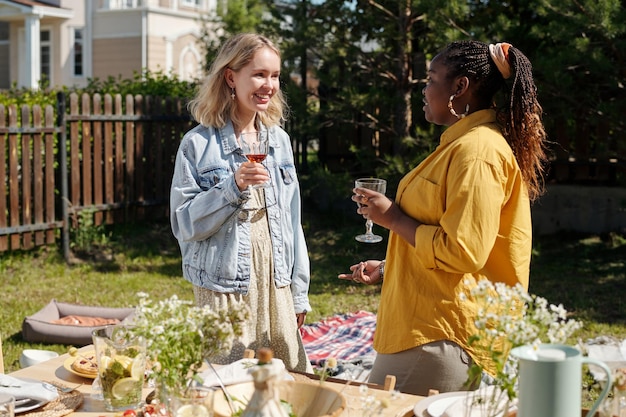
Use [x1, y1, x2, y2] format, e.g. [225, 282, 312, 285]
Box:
[510, 343, 612, 417]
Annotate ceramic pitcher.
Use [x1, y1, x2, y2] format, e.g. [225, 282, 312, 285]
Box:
[510, 343, 612, 417]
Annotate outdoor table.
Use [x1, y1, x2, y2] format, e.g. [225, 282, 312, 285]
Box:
[8, 345, 424, 417]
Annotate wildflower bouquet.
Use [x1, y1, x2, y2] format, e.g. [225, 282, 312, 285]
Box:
[464, 278, 582, 417]
[131, 292, 248, 397]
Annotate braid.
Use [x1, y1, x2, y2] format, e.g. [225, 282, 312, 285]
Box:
[441, 41, 504, 106]
[501, 47, 548, 201]
[439, 41, 548, 201]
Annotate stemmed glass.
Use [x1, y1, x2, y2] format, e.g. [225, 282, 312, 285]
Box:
[240, 131, 269, 188]
[354, 178, 387, 243]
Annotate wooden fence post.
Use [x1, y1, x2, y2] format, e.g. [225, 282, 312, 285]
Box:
[58, 91, 70, 262]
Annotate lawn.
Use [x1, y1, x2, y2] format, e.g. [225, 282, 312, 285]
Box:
[1, 204, 625, 376]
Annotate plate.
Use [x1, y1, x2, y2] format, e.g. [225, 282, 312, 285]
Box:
[62, 351, 97, 379]
[7, 377, 52, 414]
[15, 397, 47, 414]
[413, 391, 468, 417]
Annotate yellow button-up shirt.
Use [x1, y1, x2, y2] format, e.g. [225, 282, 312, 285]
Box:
[373, 109, 531, 374]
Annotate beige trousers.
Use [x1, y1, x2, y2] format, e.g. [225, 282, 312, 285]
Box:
[368, 340, 474, 396]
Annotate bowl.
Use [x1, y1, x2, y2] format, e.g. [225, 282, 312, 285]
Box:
[19, 349, 59, 368]
[213, 380, 346, 417]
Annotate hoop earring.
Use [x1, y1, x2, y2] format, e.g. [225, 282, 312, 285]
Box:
[448, 94, 469, 119]
[230, 87, 236, 100]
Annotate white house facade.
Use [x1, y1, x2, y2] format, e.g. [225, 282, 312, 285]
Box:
[0, 0, 215, 90]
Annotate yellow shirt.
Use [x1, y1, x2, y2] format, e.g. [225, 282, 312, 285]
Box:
[373, 109, 531, 373]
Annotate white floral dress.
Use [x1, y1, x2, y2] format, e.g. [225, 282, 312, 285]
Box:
[194, 187, 312, 372]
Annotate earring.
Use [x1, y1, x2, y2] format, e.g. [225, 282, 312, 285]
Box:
[230, 87, 236, 100]
[448, 94, 469, 119]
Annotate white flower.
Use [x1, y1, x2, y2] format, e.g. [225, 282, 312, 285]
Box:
[467, 278, 582, 417]
[131, 293, 248, 396]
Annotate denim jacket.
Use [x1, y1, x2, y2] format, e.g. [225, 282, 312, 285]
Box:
[170, 121, 312, 313]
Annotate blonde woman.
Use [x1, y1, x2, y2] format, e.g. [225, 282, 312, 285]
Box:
[170, 33, 312, 372]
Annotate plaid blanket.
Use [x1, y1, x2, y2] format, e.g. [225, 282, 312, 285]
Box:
[300, 310, 376, 366]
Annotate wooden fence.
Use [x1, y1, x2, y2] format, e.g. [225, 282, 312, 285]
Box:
[0, 92, 194, 258]
[1, 93, 625, 258]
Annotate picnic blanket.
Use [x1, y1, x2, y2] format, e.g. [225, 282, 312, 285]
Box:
[300, 310, 377, 381]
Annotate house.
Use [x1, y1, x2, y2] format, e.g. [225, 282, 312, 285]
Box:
[0, 0, 214, 90]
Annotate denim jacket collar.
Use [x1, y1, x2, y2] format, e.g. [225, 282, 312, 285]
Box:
[218, 121, 282, 156]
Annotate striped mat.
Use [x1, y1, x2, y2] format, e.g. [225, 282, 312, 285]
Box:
[300, 310, 376, 366]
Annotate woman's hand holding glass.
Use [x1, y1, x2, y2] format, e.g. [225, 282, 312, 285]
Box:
[353, 178, 390, 242]
[236, 131, 270, 190]
[235, 162, 270, 191]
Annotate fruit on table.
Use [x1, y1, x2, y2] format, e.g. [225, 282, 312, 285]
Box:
[99, 350, 145, 409]
[112, 377, 141, 399]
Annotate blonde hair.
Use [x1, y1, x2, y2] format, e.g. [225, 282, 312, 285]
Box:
[188, 33, 288, 129]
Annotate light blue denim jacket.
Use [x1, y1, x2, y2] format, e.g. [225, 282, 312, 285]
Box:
[170, 121, 312, 313]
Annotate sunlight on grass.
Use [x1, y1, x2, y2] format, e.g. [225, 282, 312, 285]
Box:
[1, 215, 625, 377]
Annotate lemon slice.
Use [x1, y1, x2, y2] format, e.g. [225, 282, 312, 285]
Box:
[175, 404, 210, 417]
[114, 354, 133, 369]
[130, 355, 145, 379]
[99, 355, 112, 375]
[111, 377, 140, 399]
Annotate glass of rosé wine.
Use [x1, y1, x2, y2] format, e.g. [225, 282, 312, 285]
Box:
[240, 131, 269, 189]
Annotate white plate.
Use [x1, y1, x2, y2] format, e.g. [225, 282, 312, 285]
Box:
[413, 391, 468, 417]
[15, 398, 47, 414]
[8, 377, 53, 414]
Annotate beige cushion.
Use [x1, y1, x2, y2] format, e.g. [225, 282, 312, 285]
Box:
[22, 300, 135, 345]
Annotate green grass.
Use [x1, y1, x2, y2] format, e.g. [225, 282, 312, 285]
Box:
[1, 206, 625, 379]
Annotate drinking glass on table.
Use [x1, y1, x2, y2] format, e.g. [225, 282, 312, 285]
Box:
[169, 386, 215, 417]
[92, 325, 146, 412]
[240, 131, 269, 189]
[354, 178, 387, 243]
[0, 394, 14, 417]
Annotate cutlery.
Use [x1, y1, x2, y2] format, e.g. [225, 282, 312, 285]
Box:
[14, 398, 39, 407]
[204, 360, 236, 414]
[43, 381, 83, 393]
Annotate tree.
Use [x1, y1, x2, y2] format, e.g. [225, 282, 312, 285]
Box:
[198, 0, 626, 185]
[198, 0, 267, 71]
[463, 0, 626, 183]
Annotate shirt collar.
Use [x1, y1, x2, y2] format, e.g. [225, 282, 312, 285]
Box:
[440, 109, 497, 146]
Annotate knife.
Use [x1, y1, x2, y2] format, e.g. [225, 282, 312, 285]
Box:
[15, 397, 39, 407]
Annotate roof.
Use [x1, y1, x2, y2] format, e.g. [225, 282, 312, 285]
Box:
[0, 0, 73, 21]
[3, 0, 61, 7]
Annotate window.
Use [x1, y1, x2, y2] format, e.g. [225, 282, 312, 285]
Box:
[40, 29, 51, 82]
[73, 28, 84, 77]
[182, 0, 201, 6]
[101, 0, 138, 10]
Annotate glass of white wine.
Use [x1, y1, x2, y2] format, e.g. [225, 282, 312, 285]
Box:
[354, 178, 387, 243]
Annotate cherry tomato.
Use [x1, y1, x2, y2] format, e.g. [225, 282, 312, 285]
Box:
[123, 409, 137, 417]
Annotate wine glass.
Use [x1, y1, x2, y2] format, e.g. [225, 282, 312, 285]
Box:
[240, 131, 269, 188]
[354, 178, 387, 243]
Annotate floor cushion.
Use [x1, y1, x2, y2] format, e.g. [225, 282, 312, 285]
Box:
[22, 299, 135, 345]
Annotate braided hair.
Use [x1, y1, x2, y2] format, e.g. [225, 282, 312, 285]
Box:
[438, 40, 548, 201]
